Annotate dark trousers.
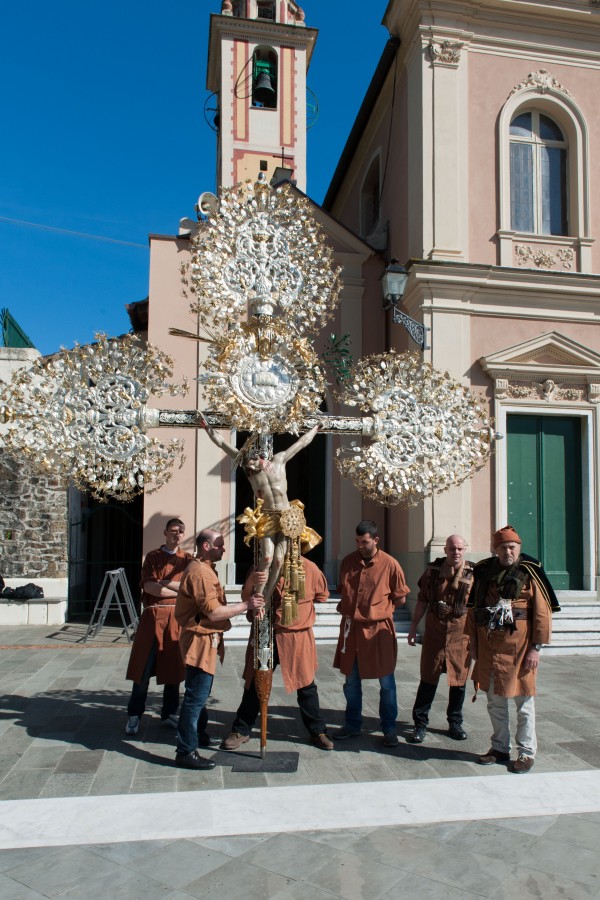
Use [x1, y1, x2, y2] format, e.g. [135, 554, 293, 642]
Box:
[232, 646, 327, 738]
[127, 639, 179, 720]
[412, 679, 466, 727]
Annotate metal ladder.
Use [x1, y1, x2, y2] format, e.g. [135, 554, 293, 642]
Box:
[83, 568, 138, 642]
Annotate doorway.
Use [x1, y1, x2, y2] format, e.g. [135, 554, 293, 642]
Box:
[507, 414, 583, 589]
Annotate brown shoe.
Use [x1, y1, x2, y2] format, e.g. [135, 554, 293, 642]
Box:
[479, 748, 510, 765]
[311, 733, 334, 751]
[510, 755, 534, 774]
[221, 731, 249, 751]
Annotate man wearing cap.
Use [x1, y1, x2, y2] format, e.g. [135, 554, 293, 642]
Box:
[406, 534, 474, 744]
[467, 525, 558, 774]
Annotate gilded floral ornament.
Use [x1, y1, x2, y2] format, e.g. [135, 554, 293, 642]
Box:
[0, 334, 188, 501]
[183, 177, 341, 335]
[336, 351, 495, 506]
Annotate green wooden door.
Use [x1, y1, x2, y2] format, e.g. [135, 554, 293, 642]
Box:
[507, 414, 583, 590]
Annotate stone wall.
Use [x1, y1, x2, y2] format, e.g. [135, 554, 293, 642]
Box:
[0, 454, 67, 578]
[0, 347, 68, 580]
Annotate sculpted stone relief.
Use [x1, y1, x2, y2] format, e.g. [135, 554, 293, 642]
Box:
[514, 245, 575, 270]
[509, 69, 572, 98]
[495, 377, 589, 403]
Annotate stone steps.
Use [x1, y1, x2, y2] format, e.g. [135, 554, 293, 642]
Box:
[223, 588, 600, 654]
[223, 589, 411, 644]
[544, 596, 600, 655]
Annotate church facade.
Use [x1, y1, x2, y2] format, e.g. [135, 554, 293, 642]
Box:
[323, 0, 600, 594]
[143, 0, 600, 601]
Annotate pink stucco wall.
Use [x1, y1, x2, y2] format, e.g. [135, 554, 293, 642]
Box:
[468, 50, 600, 271]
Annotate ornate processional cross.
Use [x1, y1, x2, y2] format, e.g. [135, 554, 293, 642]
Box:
[0, 176, 498, 756]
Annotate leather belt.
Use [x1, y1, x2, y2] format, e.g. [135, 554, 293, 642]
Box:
[511, 609, 531, 621]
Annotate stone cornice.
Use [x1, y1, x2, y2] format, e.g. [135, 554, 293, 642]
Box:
[401, 261, 600, 322]
[384, 0, 600, 60]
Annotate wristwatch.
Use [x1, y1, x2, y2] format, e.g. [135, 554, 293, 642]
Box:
[532, 643, 542, 652]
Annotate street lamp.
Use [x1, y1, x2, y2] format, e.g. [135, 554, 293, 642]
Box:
[381, 262, 430, 351]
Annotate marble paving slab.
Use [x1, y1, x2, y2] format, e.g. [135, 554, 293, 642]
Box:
[1, 769, 599, 850]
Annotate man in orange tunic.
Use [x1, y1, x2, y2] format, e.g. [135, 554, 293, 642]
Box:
[333, 520, 410, 747]
[174, 528, 264, 770]
[221, 553, 334, 752]
[467, 525, 556, 774]
[125, 518, 192, 736]
[406, 534, 474, 743]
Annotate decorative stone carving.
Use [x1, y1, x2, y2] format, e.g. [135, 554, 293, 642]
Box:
[429, 40, 463, 66]
[221, 0, 233, 15]
[503, 380, 586, 402]
[558, 387, 586, 402]
[588, 383, 600, 403]
[509, 69, 572, 98]
[507, 384, 535, 399]
[515, 245, 574, 270]
[494, 378, 509, 399]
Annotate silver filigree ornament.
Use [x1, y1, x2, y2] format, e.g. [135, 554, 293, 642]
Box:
[181, 178, 338, 435]
[0, 334, 188, 501]
[183, 178, 342, 336]
[198, 322, 325, 434]
[336, 351, 496, 506]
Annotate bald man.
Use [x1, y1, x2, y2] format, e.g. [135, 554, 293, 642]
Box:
[406, 535, 474, 743]
[173, 528, 264, 770]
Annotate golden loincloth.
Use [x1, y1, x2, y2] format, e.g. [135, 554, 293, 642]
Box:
[237, 498, 321, 625]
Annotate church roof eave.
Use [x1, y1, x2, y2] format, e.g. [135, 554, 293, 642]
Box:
[322, 37, 399, 213]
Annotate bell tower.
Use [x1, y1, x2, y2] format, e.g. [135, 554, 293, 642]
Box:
[207, 1, 317, 193]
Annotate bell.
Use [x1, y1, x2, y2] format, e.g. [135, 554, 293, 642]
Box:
[253, 71, 276, 106]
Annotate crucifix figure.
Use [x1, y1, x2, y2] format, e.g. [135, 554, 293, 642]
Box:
[201, 416, 321, 618]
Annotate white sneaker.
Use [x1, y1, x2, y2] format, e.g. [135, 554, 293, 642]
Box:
[125, 715, 140, 735]
[160, 714, 179, 729]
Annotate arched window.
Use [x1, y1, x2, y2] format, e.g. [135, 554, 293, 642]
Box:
[360, 155, 380, 237]
[252, 46, 277, 109]
[510, 110, 567, 235]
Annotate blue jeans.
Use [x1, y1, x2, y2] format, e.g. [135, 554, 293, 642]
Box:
[176, 665, 214, 756]
[343, 658, 398, 733]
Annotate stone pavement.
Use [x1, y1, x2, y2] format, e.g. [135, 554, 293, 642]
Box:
[0, 624, 599, 897]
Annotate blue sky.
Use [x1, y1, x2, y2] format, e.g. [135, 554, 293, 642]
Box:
[0, 1, 387, 355]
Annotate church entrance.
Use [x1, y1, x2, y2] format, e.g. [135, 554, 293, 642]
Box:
[67, 488, 143, 620]
[506, 413, 583, 590]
